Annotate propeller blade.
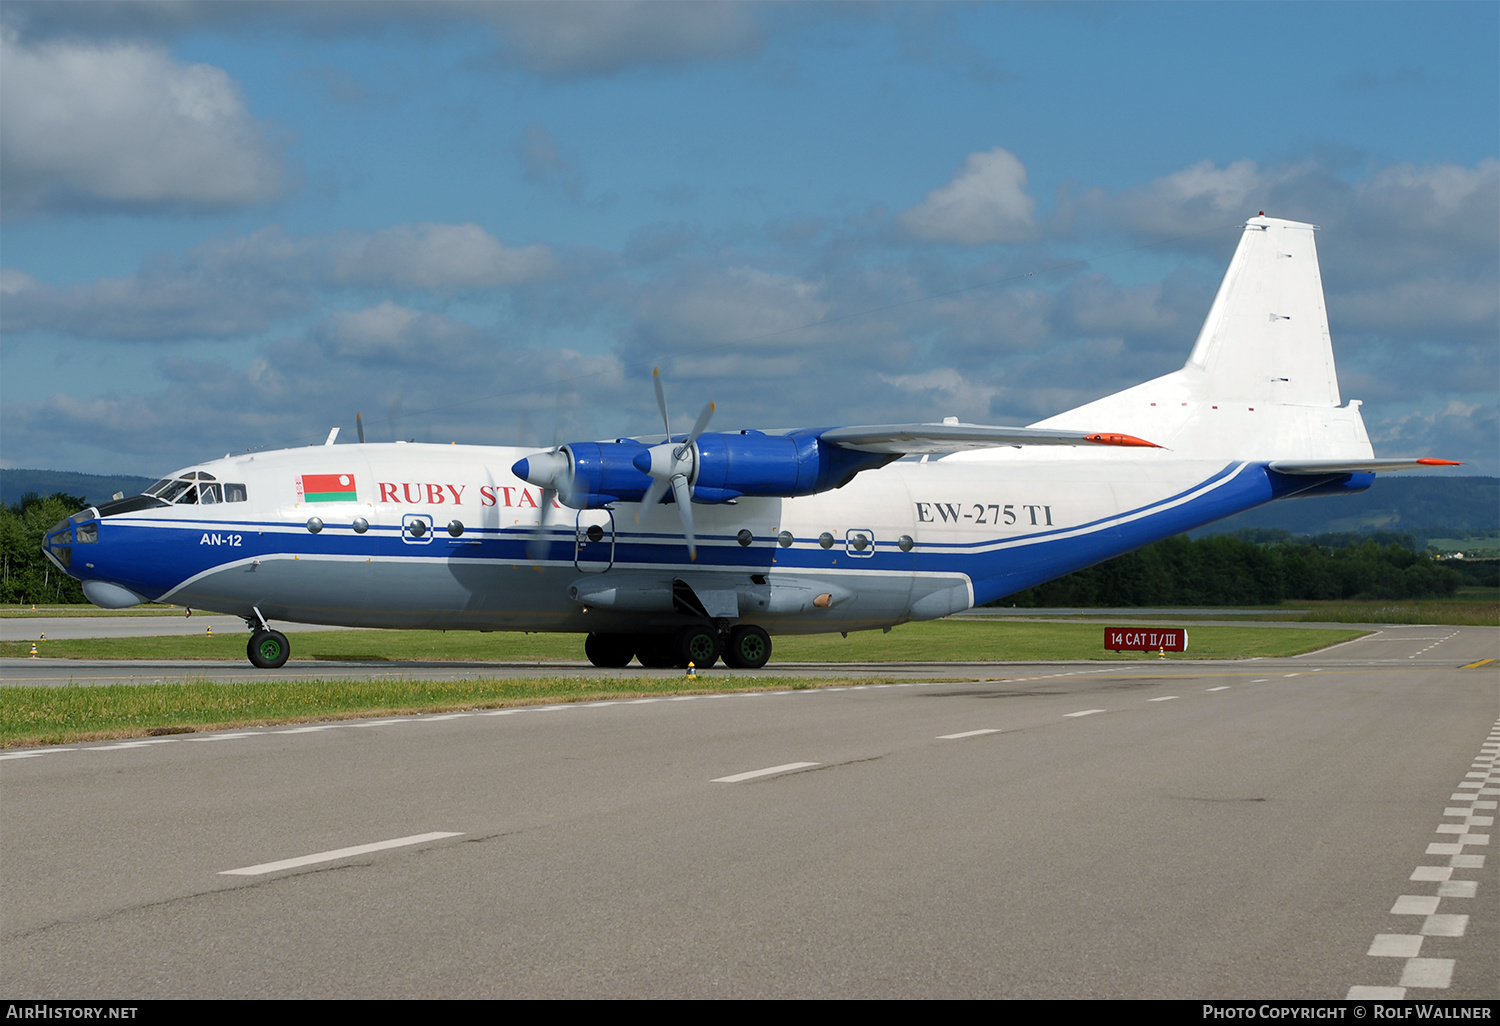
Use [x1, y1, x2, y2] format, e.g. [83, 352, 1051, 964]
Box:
[637, 474, 671, 521]
[681, 401, 714, 454]
[355, 412, 365, 444]
[525, 487, 556, 562]
[652, 367, 672, 442]
[670, 473, 696, 560]
[511, 449, 572, 563]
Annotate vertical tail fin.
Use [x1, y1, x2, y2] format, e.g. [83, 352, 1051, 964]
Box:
[1034, 216, 1372, 461]
[1184, 215, 1340, 406]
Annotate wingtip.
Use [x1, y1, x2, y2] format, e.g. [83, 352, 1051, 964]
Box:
[1084, 432, 1161, 449]
[1416, 458, 1463, 466]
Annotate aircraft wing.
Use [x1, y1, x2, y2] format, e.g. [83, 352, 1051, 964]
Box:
[1268, 458, 1462, 474]
[820, 423, 1160, 454]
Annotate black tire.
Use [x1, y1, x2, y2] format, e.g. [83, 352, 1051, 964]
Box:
[584, 632, 634, 668]
[723, 625, 771, 669]
[672, 624, 720, 669]
[635, 635, 676, 668]
[247, 629, 290, 669]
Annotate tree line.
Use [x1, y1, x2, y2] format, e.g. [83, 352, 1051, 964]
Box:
[1, 492, 88, 605]
[1002, 532, 1495, 608]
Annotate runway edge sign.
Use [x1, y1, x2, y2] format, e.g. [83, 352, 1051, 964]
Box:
[1106, 628, 1188, 652]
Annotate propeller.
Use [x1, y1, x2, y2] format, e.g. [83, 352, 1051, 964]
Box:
[515, 374, 577, 562]
[355, 412, 365, 444]
[634, 368, 714, 560]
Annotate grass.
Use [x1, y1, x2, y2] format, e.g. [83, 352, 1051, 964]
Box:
[0, 674, 861, 749]
[1, 620, 1367, 664]
[1292, 596, 1498, 627]
[0, 604, 183, 618]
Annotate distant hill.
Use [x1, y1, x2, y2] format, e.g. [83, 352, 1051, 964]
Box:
[1194, 476, 1498, 537]
[1, 469, 157, 508]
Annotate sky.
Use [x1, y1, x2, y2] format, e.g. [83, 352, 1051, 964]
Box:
[1, 1, 1496, 477]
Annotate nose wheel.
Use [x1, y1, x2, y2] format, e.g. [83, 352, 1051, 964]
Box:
[248, 629, 290, 669]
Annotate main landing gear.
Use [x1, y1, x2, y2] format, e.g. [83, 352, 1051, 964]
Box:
[584, 624, 772, 670]
[247, 629, 290, 669]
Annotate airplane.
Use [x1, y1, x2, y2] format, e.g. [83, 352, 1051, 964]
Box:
[41, 215, 1459, 670]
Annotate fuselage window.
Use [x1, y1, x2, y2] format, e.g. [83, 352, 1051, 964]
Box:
[224, 484, 247, 502]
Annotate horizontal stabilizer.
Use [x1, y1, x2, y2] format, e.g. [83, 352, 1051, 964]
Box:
[1269, 458, 1461, 475]
[822, 423, 1158, 454]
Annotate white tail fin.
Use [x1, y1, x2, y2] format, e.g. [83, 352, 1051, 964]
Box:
[1033, 216, 1373, 461]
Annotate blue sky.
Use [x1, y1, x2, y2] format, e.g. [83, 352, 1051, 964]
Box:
[2, 1, 1496, 476]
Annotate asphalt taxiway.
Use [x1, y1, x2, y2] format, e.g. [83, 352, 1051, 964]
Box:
[1, 624, 1495, 998]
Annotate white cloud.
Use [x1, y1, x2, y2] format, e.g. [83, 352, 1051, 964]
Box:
[899, 148, 1036, 245]
[314, 302, 477, 365]
[323, 224, 557, 291]
[630, 267, 833, 351]
[1332, 277, 1499, 340]
[876, 367, 999, 421]
[0, 31, 286, 215]
[0, 224, 556, 341]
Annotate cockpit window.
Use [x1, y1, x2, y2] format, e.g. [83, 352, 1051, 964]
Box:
[157, 480, 197, 504]
[146, 473, 243, 504]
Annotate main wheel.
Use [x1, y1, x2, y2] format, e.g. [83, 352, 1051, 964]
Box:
[584, 632, 634, 668]
[672, 624, 720, 669]
[247, 629, 290, 669]
[635, 635, 676, 668]
[723, 625, 771, 669]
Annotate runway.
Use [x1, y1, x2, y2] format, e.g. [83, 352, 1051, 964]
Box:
[1, 626, 1495, 998]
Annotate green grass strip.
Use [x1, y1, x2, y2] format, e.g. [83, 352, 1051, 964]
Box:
[1, 674, 874, 749]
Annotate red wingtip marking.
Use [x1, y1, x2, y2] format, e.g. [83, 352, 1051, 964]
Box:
[1416, 458, 1462, 466]
[1085, 432, 1161, 448]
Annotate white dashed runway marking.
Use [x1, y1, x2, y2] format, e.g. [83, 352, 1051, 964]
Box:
[219, 831, 463, 876]
[712, 762, 819, 783]
[937, 729, 1002, 740]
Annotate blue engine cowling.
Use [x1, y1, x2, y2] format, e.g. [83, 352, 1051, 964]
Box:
[554, 430, 896, 509]
[688, 430, 896, 500]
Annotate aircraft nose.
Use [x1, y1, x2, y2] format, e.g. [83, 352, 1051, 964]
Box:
[41, 518, 74, 571]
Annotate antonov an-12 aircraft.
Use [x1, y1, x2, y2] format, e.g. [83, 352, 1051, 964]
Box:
[43, 216, 1457, 669]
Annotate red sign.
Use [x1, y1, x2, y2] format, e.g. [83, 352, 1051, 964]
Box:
[1105, 628, 1188, 652]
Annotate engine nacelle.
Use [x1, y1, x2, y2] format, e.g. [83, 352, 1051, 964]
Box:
[517, 430, 897, 510]
[688, 430, 895, 500]
[556, 439, 653, 507]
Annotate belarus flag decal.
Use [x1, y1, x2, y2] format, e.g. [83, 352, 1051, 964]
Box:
[300, 473, 358, 503]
